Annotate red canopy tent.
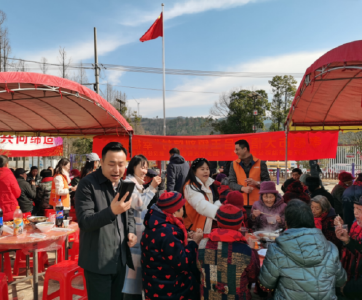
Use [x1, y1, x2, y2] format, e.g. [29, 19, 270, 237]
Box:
[284, 40, 362, 176]
[0, 72, 134, 155]
[286, 40, 362, 132]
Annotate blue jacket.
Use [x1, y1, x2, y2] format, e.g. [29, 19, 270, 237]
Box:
[167, 154, 189, 192]
[342, 184, 362, 230]
[141, 205, 199, 300]
[259, 228, 346, 300]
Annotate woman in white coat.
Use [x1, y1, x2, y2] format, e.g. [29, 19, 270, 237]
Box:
[122, 155, 161, 300]
[182, 158, 222, 235]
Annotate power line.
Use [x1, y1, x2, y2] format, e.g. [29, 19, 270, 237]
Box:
[8, 57, 304, 78]
[99, 83, 219, 94]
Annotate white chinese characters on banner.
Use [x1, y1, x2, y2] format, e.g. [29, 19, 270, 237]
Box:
[0, 135, 62, 151]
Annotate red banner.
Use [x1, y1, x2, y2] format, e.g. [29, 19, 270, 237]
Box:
[93, 131, 338, 161]
[0, 136, 64, 157]
[3, 145, 64, 158]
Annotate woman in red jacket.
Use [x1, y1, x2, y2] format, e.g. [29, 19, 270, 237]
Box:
[0, 155, 21, 221]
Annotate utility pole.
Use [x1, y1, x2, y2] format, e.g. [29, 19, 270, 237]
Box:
[94, 27, 99, 94]
[134, 99, 140, 116]
[162, 3, 166, 136]
[253, 96, 256, 133]
[284, 88, 288, 130]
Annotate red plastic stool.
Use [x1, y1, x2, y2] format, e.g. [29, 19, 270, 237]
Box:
[0, 272, 9, 300]
[57, 246, 64, 263]
[42, 260, 87, 300]
[13, 251, 48, 276]
[0, 253, 13, 282]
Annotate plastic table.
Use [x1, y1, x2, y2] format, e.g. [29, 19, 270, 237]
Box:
[0, 222, 79, 300]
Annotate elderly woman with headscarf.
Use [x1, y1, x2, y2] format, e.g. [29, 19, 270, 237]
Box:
[311, 195, 342, 253]
[282, 180, 310, 204]
[250, 181, 286, 231]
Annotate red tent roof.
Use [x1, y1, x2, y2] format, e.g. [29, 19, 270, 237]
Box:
[0, 72, 133, 136]
[286, 40, 362, 131]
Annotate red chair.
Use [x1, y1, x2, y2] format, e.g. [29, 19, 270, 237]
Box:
[0, 253, 13, 282]
[42, 260, 87, 300]
[13, 251, 48, 276]
[0, 272, 9, 300]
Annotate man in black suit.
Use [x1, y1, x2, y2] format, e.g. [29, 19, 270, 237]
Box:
[75, 142, 137, 300]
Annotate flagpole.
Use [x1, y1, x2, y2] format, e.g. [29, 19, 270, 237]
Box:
[162, 3, 166, 136]
[162, 3, 166, 171]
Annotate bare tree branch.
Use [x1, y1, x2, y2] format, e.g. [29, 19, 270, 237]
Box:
[57, 47, 71, 79]
[39, 57, 48, 74]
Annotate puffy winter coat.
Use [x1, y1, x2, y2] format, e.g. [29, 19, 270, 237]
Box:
[259, 228, 346, 300]
[35, 177, 53, 216]
[166, 154, 189, 192]
[0, 167, 21, 221]
[342, 183, 362, 230]
[16, 177, 37, 213]
[183, 177, 222, 233]
[141, 204, 199, 300]
[250, 194, 286, 231]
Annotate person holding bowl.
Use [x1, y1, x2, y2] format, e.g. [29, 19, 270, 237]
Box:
[250, 181, 286, 231]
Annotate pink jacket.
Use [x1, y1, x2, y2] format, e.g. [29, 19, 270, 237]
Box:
[0, 167, 21, 221]
[250, 193, 287, 231]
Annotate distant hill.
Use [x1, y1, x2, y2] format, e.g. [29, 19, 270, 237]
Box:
[140, 117, 273, 136]
[141, 117, 214, 136]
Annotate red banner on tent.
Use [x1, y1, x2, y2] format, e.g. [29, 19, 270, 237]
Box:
[93, 131, 338, 161]
[0, 135, 63, 157]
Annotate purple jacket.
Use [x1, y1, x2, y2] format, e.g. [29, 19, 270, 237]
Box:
[250, 194, 287, 231]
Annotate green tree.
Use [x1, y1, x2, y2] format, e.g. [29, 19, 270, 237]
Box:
[268, 75, 297, 131]
[72, 138, 93, 154]
[208, 89, 270, 134]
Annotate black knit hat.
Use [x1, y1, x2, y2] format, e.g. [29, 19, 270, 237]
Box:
[157, 191, 185, 214]
[216, 204, 243, 230]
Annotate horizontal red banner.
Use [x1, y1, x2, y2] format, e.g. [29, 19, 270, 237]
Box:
[3, 145, 63, 157]
[93, 131, 338, 161]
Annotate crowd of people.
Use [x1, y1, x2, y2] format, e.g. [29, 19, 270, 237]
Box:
[1, 139, 362, 300]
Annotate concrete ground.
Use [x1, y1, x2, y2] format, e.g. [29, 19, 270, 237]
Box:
[7, 251, 84, 300]
[7, 179, 335, 300]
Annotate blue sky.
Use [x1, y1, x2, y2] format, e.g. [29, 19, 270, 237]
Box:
[2, 0, 362, 118]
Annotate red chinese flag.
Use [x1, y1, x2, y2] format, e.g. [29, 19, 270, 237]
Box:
[140, 13, 163, 42]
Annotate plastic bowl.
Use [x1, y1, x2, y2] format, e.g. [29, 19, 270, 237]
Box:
[267, 216, 276, 224]
[35, 222, 54, 233]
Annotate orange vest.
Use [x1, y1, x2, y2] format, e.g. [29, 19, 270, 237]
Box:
[233, 158, 261, 206]
[49, 174, 70, 208]
[183, 181, 210, 232]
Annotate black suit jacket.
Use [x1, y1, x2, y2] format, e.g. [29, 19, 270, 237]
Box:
[75, 168, 135, 274]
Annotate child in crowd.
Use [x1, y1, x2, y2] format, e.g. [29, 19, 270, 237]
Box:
[224, 190, 248, 228]
[198, 204, 260, 299]
[218, 177, 231, 203]
[141, 192, 203, 300]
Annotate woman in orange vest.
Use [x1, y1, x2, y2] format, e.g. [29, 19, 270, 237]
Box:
[182, 158, 222, 234]
[50, 158, 76, 218]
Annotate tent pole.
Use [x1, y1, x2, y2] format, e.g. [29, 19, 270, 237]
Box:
[129, 133, 133, 158]
[285, 129, 288, 181]
[94, 27, 99, 94]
